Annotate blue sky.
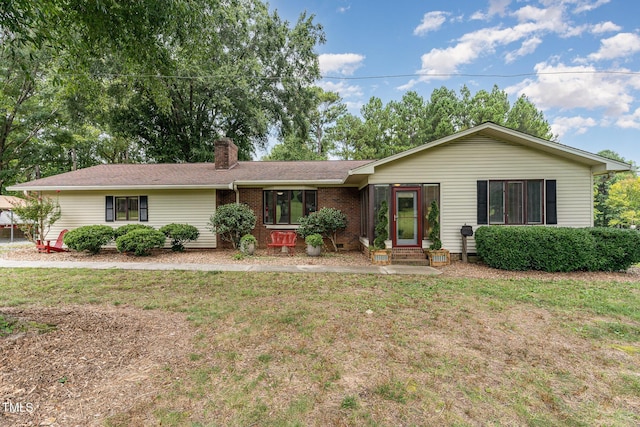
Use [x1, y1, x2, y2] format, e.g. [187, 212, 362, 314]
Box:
[268, 0, 640, 166]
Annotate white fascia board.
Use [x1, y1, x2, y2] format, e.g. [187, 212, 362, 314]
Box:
[234, 179, 346, 187]
[6, 184, 233, 192]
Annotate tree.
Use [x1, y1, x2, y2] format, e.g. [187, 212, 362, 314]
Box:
[9, 193, 61, 242]
[268, 87, 347, 160]
[207, 203, 257, 249]
[328, 85, 554, 161]
[112, 5, 325, 162]
[594, 150, 636, 227]
[0, 44, 60, 191]
[296, 207, 347, 252]
[606, 177, 640, 228]
[505, 94, 554, 140]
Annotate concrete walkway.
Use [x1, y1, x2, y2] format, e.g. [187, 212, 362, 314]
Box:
[0, 257, 441, 275]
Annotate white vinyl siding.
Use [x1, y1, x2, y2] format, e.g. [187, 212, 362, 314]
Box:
[367, 135, 594, 253]
[42, 189, 217, 248]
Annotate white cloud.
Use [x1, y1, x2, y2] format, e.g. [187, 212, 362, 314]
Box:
[471, 0, 511, 21]
[573, 0, 611, 14]
[588, 33, 640, 61]
[590, 21, 621, 34]
[505, 36, 542, 63]
[414, 11, 448, 36]
[318, 80, 363, 99]
[552, 115, 597, 137]
[318, 53, 365, 76]
[616, 108, 640, 129]
[489, 0, 511, 17]
[337, 5, 350, 13]
[506, 62, 634, 115]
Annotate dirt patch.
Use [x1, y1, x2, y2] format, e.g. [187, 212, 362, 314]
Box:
[0, 305, 193, 427]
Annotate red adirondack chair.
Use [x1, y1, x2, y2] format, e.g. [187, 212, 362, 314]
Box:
[36, 229, 69, 253]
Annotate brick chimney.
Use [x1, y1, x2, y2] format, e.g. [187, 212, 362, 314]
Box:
[214, 138, 238, 170]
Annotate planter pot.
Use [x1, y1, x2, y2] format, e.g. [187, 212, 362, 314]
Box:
[241, 243, 256, 255]
[306, 245, 322, 257]
[427, 249, 450, 267]
[371, 249, 391, 265]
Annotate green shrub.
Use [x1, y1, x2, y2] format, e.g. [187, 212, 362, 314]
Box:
[305, 233, 323, 248]
[159, 223, 200, 252]
[207, 203, 256, 249]
[427, 200, 441, 250]
[239, 234, 258, 254]
[475, 226, 640, 272]
[588, 228, 640, 271]
[63, 225, 115, 254]
[113, 223, 155, 239]
[115, 228, 166, 256]
[373, 201, 388, 250]
[297, 207, 347, 252]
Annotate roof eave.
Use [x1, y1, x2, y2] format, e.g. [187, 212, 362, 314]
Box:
[7, 184, 233, 192]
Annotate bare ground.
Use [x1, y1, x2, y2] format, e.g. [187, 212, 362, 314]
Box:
[1, 306, 193, 427]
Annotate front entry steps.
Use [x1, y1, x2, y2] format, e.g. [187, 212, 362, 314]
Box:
[391, 248, 428, 266]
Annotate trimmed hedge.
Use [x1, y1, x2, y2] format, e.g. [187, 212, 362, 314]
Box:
[475, 226, 640, 272]
[159, 223, 200, 252]
[115, 228, 167, 256]
[113, 224, 155, 239]
[63, 225, 115, 254]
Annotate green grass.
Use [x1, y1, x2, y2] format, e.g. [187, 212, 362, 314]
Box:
[2, 268, 640, 426]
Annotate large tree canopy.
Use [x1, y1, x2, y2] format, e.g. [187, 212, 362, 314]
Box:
[322, 85, 555, 161]
[1, 0, 326, 190]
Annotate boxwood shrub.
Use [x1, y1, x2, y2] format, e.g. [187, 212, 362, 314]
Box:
[115, 228, 167, 256]
[159, 223, 200, 252]
[113, 223, 156, 239]
[475, 226, 640, 272]
[63, 225, 115, 254]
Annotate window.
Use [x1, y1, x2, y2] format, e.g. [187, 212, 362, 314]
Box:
[478, 180, 553, 225]
[106, 196, 148, 222]
[263, 190, 317, 225]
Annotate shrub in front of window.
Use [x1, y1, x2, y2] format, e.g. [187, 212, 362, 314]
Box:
[297, 207, 347, 252]
[159, 223, 200, 252]
[63, 225, 115, 254]
[475, 226, 598, 272]
[207, 203, 256, 249]
[373, 201, 389, 250]
[113, 223, 155, 239]
[115, 228, 166, 256]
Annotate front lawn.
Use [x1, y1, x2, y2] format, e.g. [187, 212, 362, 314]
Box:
[1, 269, 639, 426]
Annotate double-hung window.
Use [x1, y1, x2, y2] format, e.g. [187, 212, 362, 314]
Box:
[478, 180, 556, 225]
[106, 196, 148, 222]
[263, 190, 317, 225]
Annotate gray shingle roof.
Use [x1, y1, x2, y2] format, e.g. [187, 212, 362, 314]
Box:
[9, 160, 374, 190]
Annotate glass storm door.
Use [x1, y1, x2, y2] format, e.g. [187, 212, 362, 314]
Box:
[392, 187, 421, 247]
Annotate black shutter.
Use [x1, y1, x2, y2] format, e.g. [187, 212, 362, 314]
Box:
[477, 180, 488, 224]
[139, 196, 148, 222]
[545, 180, 557, 224]
[105, 196, 114, 222]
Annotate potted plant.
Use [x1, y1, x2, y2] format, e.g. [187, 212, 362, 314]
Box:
[239, 234, 257, 255]
[371, 201, 391, 265]
[426, 200, 450, 266]
[305, 233, 323, 256]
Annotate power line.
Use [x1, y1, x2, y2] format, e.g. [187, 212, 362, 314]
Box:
[321, 70, 640, 80]
[73, 69, 640, 81]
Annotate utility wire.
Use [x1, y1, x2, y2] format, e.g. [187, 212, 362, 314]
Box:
[78, 69, 640, 81]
